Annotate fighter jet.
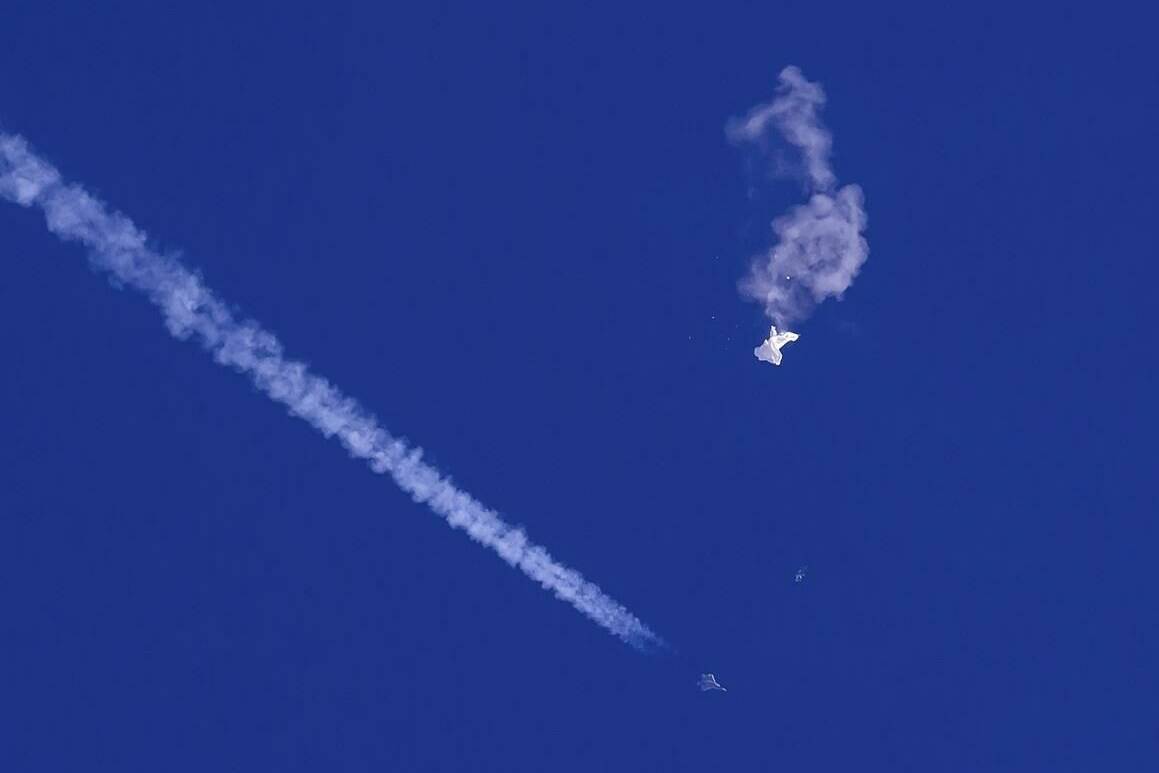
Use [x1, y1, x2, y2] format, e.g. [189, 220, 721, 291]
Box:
[698, 673, 727, 692]
[753, 325, 800, 366]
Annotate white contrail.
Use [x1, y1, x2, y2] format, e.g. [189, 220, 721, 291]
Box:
[0, 132, 661, 651]
[728, 66, 868, 330]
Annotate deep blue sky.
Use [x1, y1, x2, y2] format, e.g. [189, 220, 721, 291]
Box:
[1, 2, 1155, 770]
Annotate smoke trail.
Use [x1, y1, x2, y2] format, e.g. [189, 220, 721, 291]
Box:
[728, 66, 868, 329]
[0, 132, 661, 651]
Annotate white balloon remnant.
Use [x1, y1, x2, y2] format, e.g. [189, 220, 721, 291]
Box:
[753, 326, 800, 366]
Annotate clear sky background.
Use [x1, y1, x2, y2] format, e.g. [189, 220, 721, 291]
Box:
[1, 2, 1154, 770]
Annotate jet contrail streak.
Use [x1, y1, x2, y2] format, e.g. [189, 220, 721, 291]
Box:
[0, 133, 661, 650]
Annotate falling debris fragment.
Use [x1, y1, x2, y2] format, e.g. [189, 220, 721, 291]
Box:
[698, 673, 727, 692]
[754, 325, 799, 366]
[795, 566, 807, 583]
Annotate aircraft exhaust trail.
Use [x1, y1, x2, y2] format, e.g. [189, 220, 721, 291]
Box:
[0, 133, 662, 651]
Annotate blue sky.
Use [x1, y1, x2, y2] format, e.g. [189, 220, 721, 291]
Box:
[1, 2, 1155, 770]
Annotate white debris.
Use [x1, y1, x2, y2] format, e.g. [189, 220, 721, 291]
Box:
[754, 326, 800, 366]
[698, 673, 727, 692]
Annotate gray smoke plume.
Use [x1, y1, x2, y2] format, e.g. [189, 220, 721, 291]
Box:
[728, 66, 868, 329]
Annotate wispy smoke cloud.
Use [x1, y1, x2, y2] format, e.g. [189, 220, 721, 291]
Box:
[0, 133, 662, 651]
[728, 66, 868, 329]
